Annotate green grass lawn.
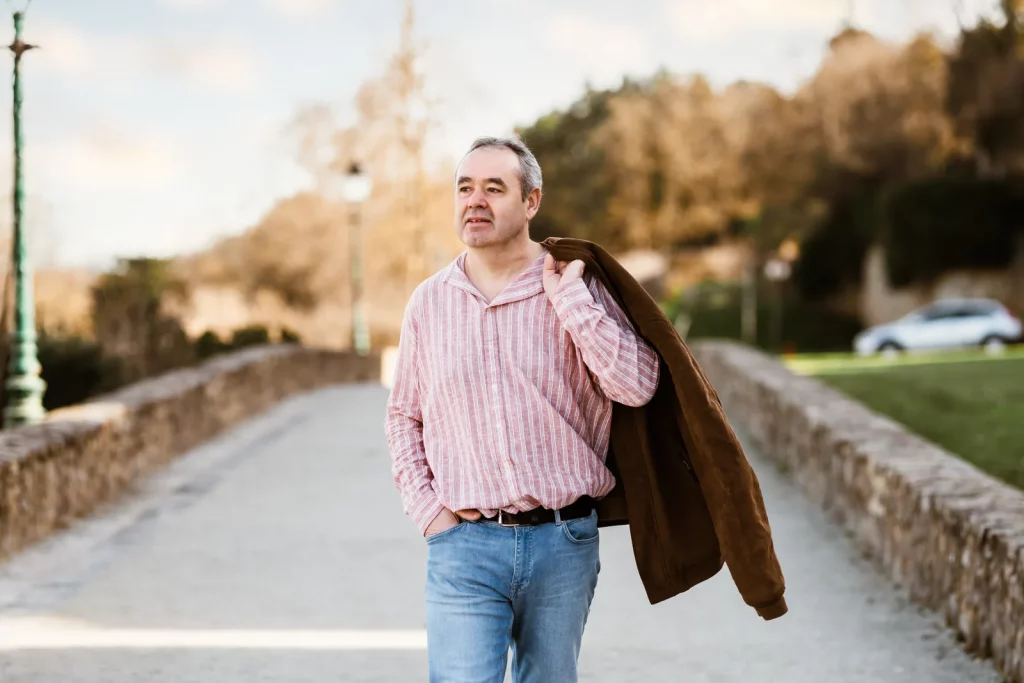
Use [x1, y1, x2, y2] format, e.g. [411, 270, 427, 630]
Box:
[785, 349, 1024, 489]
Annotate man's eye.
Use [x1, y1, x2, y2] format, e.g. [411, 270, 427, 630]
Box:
[487, 187, 501, 193]
[458, 186, 471, 193]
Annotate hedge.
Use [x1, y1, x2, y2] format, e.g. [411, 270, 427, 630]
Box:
[882, 177, 1024, 288]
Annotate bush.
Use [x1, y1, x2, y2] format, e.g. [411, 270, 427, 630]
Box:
[230, 326, 270, 348]
[194, 326, 300, 363]
[669, 281, 863, 353]
[195, 330, 231, 360]
[91, 257, 195, 380]
[882, 177, 1024, 287]
[793, 192, 879, 302]
[37, 335, 128, 410]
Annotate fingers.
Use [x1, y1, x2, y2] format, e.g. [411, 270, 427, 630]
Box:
[544, 254, 584, 280]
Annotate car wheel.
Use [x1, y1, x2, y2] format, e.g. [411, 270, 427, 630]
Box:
[877, 341, 903, 358]
[981, 335, 1008, 354]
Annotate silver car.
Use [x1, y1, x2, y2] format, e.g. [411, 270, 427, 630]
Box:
[853, 298, 1022, 356]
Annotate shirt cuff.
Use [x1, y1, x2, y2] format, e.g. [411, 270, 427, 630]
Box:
[411, 494, 447, 537]
[550, 278, 595, 321]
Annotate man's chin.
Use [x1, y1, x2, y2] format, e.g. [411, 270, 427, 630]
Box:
[461, 231, 497, 248]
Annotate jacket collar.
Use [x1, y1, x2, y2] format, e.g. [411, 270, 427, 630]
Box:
[443, 250, 548, 307]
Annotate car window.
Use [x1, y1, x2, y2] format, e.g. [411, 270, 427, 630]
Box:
[951, 302, 999, 318]
[970, 302, 1001, 316]
[918, 306, 956, 322]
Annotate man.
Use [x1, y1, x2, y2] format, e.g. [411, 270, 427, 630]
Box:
[385, 135, 660, 682]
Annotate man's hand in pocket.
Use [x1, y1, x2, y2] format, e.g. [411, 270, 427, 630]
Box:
[424, 508, 481, 537]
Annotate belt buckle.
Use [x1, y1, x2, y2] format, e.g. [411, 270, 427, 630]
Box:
[497, 510, 519, 527]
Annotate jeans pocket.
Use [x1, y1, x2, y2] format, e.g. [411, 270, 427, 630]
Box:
[425, 520, 467, 544]
[560, 510, 599, 545]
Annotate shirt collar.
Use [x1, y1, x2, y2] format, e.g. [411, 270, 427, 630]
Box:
[443, 250, 548, 307]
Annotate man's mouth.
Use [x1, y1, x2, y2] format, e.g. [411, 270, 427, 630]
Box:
[466, 217, 491, 225]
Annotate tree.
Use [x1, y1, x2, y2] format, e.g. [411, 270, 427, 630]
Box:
[947, 6, 1024, 175]
[186, 192, 342, 310]
[807, 30, 955, 188]
[91, 258, 194, 381]
[177, 1, 464, 348]
[519, 87, 618, 248]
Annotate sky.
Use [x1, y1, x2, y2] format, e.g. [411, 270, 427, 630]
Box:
[0, 0, 1003, 269]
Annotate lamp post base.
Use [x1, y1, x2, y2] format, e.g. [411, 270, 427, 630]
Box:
[353, 299, 370, 357]
[4, 372, 46, 428]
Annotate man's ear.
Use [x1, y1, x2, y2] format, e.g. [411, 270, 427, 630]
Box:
[525, 187, 542, 220]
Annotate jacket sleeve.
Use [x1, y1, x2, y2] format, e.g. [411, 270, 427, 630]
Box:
[550, 276, 660, 407]
[384, 296, 446, 535]
[677, 348, 788, 620]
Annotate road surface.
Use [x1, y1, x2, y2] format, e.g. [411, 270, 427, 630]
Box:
[0, 385, 1002, 682]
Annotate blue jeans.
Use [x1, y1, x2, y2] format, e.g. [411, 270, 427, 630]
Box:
[424, 509, 601, 683]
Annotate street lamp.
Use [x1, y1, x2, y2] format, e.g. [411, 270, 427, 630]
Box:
[763, 239, 800, 355]
[327, 162, 372, 356]
[4, 9, 45, 428]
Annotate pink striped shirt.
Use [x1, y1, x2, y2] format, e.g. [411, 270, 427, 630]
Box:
[385, 250, 661, 534]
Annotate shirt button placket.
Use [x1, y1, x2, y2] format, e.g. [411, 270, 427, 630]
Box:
[489, 312, 518, 499]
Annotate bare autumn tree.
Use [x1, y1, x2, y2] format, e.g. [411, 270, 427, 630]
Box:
[183, 0, 461, 347]
[318, 0, 461, 314]
[186, 192, 342, 310]
[740, 30, 955, 256]
[594, 84, 657, 250]
[806, 30, 957, 187]
[596, 74, 767, 252]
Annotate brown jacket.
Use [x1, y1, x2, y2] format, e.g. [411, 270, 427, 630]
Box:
[542, 237, 788, 621]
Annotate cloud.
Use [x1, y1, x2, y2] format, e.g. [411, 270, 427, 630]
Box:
[544, 12, 654, 83]
[161, 0, 221, 8]
[39, 126, 184, 190]
[668, 0, 847, 40]
[152, 40, 260, 93]
[27, 21, 258, 93]
[30, 22, 97, 74]
[263, 0, 334, 19]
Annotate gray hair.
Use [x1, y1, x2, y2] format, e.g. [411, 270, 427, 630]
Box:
[463, 135, 543, 201]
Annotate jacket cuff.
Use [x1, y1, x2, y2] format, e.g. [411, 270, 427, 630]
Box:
[755, 595, 788, 621]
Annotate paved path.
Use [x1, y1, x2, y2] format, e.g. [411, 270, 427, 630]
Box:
[0, 385, 1003, 682]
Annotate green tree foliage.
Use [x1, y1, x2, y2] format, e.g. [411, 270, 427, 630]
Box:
[793, 190, 880, 301]
[947, 5, 1024, 175]
[518, 29, 957, 296]
[518, 87, 617, 247]
[37, 335, 127, 410]
[882, 177, 1024, 287]
[670, 281, 862, 353]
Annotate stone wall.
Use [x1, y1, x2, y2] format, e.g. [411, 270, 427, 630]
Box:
[0, 345, 379, 563]
[691, 341, 1024, 683]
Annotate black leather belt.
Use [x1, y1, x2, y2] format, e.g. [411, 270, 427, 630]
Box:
[486, 496, 596, 527]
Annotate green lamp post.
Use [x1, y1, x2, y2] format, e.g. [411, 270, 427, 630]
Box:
[326, 162, 372, 356]
[4, 10, 45, 428]
[343, 162, 372, 356]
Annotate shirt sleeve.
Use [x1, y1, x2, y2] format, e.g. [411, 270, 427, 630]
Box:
[384, 295, 446, 535]
[549, 275, 661, 407]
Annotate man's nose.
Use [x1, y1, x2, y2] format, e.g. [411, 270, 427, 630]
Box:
[466, 188, 488, 207]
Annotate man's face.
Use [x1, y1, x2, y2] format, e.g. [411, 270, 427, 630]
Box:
[454, 147, 540, 249]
